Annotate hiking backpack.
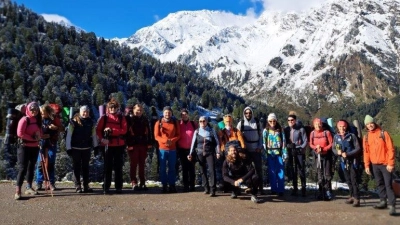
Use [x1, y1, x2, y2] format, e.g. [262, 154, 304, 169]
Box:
[239, 118, 261, 143]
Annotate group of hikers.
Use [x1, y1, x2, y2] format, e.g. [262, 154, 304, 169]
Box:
[12, 99, 397, 215]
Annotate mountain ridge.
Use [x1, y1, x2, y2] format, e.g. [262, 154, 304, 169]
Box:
[122, 0, 400, 108]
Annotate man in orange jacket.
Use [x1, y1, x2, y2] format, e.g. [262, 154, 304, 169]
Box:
[154, 106, 180, 193]
[363, 115, 396, 216]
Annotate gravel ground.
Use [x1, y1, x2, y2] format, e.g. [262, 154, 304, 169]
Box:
[0, 182, 399, 225]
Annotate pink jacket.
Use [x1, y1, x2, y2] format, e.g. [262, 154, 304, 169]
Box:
[17, 102, 42, 147]
[177, 120, 197, 149]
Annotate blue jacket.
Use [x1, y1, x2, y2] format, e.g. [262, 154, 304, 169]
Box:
[332, 132, 361, 166]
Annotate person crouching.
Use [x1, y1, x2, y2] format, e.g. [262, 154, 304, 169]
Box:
[223, 144, 260, 203]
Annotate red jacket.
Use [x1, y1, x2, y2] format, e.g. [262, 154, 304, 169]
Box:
[96, 113, 127, 147]
[363, 127, 395, 168]
[309, 130, 333, 155]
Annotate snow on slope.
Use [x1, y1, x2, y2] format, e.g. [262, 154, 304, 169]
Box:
[122, 0, 400, 104]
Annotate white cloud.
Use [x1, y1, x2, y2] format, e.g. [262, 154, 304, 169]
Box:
[261, 0, 329, 12]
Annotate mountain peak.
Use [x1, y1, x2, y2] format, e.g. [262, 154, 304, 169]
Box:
[123, 0, 400, 107]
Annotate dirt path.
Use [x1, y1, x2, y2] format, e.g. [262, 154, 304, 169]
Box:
[0, 182, 398, 225]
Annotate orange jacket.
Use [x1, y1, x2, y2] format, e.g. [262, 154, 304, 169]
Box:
[154, 118, 180, 150]
[363, 127, 395, 168]
[218, 128, 246, 153]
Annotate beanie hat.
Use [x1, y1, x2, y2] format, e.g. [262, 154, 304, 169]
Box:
[267, 113, 277, 121]
[80, 105, 90, 113]
[364, 115, 374, 124]
[163, 106, 172, 112]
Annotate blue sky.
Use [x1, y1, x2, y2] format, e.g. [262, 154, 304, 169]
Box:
[14, 0, 327, 39]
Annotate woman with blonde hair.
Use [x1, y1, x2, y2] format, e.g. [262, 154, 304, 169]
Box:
[66, 106, 98, 193]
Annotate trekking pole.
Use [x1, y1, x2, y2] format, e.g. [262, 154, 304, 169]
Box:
[315, 151, 321, 199]
[103, 130, 110, 194]
[39, 145, 53, 197]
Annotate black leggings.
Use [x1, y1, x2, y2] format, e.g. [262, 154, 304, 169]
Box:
[71, 149, 91, 187]
[16, 146, 40, 187]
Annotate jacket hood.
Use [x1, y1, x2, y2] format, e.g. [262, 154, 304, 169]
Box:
[243, 106, 254, 121]
[26, 102, 39, 117]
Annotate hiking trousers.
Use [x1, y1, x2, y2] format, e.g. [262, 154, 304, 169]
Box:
[373, 164, 396, 206]
[36, 144, 57, 185]
[103, 146, 124, 190]
[71, 149, 91, 187]
[16, 146, 40, 187]
[127, 144, 148, 185]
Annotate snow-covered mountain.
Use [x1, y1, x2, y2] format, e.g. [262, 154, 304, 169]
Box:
[41, 14, 85, 33]
[123, 0, 400, 108]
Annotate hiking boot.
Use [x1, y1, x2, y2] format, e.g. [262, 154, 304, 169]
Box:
[204, 188, 210, 195]
[103, 189, 110, 195]
[36, 183, 43, 191]
[189, 186, 195, 192]
[132, 184, 139, 191]
[115, 189, 122, 194]
[389, 205, 396, 216]
[373, 200, 387, 209]
[140, 184, 148, 191]
[259, 189, 265, 195]
[25, 187, 38, 195]
[278, 192, 284, 197]
[231, 191, 238, 199]
[291, 190, 298, 196]
[169, 186, 177, 193]
[76, 186, 83, 193]
[353, 199, 360, 207]
[301, 189, 306, 197]
[325, 191, 332, 201]
[345, 197, 354, 204]
[50, 183, 56, 191]
[209, 190, 216, 197]
[83, 186, 93, 193]
[14, 193, 21, 200]
[161, 185, 168, 193]
[251, 195, 260, 203]
[244, 188, 251, 194]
